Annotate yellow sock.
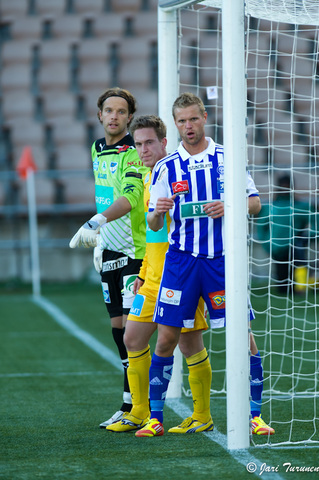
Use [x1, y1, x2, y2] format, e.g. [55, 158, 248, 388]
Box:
[186, 348, 212, 424]
[127, 346, 151, 420]
[294, 266, 307, 292]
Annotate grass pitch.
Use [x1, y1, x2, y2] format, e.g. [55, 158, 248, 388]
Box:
[1, 282, 318, 480]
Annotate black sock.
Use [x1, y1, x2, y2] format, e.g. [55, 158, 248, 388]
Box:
[112, 328, 131, 411]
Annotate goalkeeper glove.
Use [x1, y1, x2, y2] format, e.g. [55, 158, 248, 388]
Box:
[69, 213, 107, 248]
[93, 235, 103, 273]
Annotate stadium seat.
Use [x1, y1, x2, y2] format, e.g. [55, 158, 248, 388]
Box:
[52, 15, 83, 38]
[56, 145, 91, 170]
[10, 17, 42, 40]
[0, 0, 28, 17]
[2, 91, 34, 121]
[119, 37, 152, 61]
[38, 62, 70, 92]
[78, 38, 109, 63]
[1, 40, 35, 66]
[10, 122, 44, 154]
[111, 0, 142, 13]
[53, 120, 86, 147]
[94, 13, 124, 39]
[78, 60, 110, 91]
[36, 0, 65, 15]
[62, 176, 95, 205]
[132, 89, 158, 115]
[43, 92, 77, 120]
[73, 0, 104, 14]
[130, 12, 157, 38]
[118, 58, 150, 89]
[40, 39, 71, 62]
[1, 64, 31, 91]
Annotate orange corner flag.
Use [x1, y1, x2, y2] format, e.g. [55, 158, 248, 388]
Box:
[16, 146, 37, 180]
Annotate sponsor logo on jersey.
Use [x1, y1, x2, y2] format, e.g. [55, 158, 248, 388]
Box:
[123, 184, 135, 194]
[208, 290, 226, 310]
[181, 201, 208, 218]
[129, 294, 145, 317]
[101, 282, 111, 303]
[217, 179, 224, 193]
[160, 287, 182, 305]
[102, 160, 107, 172]
[102, 256, 129, 272]
[188, 162, 212, 171]
[110, 161, 118, 174]
[172, 180, 190, 195]
[128, 161, 143, 167]
[124, 275, 136, 294]
[118, 145, 130, 153]
[98, 173, 107, 179]
[93, 159, 99, 171]
[96, 196, 112, 207]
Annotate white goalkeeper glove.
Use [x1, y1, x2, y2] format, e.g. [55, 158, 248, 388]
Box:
[69, 213, 107, 248]
[93, 235, 103, 273]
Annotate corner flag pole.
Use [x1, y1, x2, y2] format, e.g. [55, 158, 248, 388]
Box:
[17, 146, 41, 297]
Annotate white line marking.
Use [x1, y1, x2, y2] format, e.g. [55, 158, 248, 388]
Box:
[32, 295, 120, 369]
[33, 295, 284, 480]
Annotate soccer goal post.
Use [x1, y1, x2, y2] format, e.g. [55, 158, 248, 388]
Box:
[158, 0, 250, 449]
[158, 0, 319, 449]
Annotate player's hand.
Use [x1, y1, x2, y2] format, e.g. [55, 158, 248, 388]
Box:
[133, 277, 144, 295]
[93, 235, 103, 273]
[203, 201, 224, 219]
[155, 195, 176, 214]
[69, 213, 107, 248]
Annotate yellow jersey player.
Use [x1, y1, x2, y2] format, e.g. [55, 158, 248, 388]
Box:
[106, 115, 213, 434]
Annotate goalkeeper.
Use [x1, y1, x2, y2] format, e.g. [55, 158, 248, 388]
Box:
[69, 88, 149, 427]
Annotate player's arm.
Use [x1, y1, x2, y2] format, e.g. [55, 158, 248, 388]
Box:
[248, 195, 261, 215]
[101, 196, 131, 220]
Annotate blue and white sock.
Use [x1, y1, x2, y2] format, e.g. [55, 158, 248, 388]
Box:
[250, 351, 263, 418]
[149, 353, 174, 423]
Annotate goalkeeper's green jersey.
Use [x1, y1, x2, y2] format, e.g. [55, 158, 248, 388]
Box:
[91, 133, 149, 259]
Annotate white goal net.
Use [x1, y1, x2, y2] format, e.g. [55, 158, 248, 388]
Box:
[159, 0, 319, 447]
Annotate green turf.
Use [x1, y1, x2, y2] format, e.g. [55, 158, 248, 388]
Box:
[1, 282, 319, 479]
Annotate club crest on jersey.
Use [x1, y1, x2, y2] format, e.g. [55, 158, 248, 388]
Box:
[208, 290, 226, 310]
[110, 162, 118, 174]
[172, 180, 190, 195]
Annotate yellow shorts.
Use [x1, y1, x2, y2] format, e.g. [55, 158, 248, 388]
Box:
[127, 293, 208, 332]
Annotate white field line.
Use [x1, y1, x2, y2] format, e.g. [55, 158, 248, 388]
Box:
[33, 295, 284, 480]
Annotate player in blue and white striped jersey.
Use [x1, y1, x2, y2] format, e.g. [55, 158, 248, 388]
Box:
[149, 138, 258, 259]
[135, 92, 275, 437]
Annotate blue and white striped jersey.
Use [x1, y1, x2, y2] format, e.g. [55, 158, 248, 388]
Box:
[149, 137, 259, 258]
